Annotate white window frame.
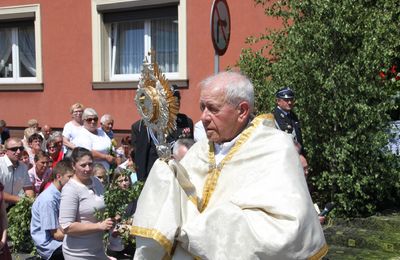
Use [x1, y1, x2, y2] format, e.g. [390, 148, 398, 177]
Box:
[108, 19, 180, 81]
[91, 0, 187, 83]
[0, 4, 42, 84]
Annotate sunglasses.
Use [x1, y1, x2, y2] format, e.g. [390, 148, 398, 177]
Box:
[85, 117, 98, 123]
[7, 146, 25, 152]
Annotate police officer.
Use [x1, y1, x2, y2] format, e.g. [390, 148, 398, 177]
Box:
[272, 87, 308, 175]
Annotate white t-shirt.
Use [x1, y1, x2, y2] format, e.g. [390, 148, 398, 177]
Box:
[62, 121, 82, 143]
[72, 127, 112, 170]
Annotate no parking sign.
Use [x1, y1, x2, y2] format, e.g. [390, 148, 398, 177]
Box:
[211, 0, 231, 56]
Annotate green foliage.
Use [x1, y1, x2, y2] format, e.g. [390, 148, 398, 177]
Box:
[7, 197, 35, 254]
[95, 169, 144, 246]
[238, 0, 400, 217]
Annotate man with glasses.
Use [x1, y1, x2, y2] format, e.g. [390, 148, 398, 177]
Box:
[273, 87, 308, 174]
[0, 137, 35, 208]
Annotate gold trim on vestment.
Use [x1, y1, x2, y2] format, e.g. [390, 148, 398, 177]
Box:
[199, 114, 272, 212]
[188, 195, 198, 206]
[130, 226, 173, 255]
[308, 243, 329, 260]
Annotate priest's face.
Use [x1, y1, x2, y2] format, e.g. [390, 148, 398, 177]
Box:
[200, 86, 243, 144]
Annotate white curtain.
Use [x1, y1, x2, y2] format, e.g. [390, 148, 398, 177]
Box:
[113, 21, 144, 74]
[112, 17, 178, 75]
[0, 28, 12, 78]
[18, 25, 36, 77]
[151, 17, 178, 73]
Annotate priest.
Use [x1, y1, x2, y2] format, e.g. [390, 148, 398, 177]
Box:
[131, 71, 328, 259]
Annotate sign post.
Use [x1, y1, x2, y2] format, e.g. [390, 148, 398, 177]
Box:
[211, 0, 230, 74]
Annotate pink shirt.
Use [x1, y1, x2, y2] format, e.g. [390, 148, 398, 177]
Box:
[28, 167, 52, 194]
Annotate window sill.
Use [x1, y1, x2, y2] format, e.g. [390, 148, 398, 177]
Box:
[0, 83, 44, 91]
[92, 79, 189, 90]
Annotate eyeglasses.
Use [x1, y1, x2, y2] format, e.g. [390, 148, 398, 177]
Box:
[7, 146, 25, 152]
[73, 110, 83, 114]
[85, 117, 98, 123]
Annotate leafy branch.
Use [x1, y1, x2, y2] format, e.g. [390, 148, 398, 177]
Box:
[7, 197, 35, 254]
[95, 169, 144, 246]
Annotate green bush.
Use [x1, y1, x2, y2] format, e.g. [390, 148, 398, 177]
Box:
[238, 0, 400, 217]
[7, 197, 35, 254]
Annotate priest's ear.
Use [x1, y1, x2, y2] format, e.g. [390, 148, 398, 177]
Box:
[237, 101, 250, 121]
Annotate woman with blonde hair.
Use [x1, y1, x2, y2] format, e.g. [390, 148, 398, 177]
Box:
[62, 103, 85, 156]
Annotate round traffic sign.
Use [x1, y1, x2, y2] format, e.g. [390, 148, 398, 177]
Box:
[211, 0, 231, 56]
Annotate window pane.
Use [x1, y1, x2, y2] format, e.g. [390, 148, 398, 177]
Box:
[112, 21, 144, 75]
[0, 28, 13, 78]
[151, 17, 178, 73]
[18, 24, 36, 77]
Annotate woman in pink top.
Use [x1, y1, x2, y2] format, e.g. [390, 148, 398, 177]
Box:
[28, 151, 52, 195]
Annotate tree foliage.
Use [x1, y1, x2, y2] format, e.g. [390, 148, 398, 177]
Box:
[238, 0, 400, 217]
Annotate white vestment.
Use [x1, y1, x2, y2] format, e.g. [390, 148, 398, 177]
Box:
[131, 115, 328, 260]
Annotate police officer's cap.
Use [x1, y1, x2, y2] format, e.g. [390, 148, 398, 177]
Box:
[275, 87, 295, 99]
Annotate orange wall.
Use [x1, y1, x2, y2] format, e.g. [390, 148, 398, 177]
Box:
[0, 0, 280, 131]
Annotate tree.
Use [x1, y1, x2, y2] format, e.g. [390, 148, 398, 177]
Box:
[238, 0, 400, 217]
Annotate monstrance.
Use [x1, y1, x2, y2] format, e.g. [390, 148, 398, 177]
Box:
[134, 52, 179, 160]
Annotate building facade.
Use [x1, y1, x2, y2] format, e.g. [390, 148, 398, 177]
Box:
[0, 0, 280, 132]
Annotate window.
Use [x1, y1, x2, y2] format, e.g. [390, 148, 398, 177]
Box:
[0, 4, 42, 87]
[0, 22, 36, 79]
[106, 6, 178, 80]
[92, 0, 187, 88]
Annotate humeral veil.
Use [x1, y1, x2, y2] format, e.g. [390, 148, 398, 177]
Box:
[131, 114, 328, 259]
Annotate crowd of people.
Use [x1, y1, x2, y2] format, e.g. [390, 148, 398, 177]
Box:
[0, 103, 140, 260]
[0, 71, 328, 260]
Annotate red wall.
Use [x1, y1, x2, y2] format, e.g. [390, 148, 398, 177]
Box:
[0, 0, 280, 131]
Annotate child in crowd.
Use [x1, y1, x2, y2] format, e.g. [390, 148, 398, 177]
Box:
[31, 159, 74, 260]
[117, 149, 137, 185]
[107, 168, 136, 259]
[20, 150, 33, 170]
[93, 163, 108, 186]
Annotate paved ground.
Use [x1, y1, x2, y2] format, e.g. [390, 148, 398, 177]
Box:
[11, 252, 36, 260]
